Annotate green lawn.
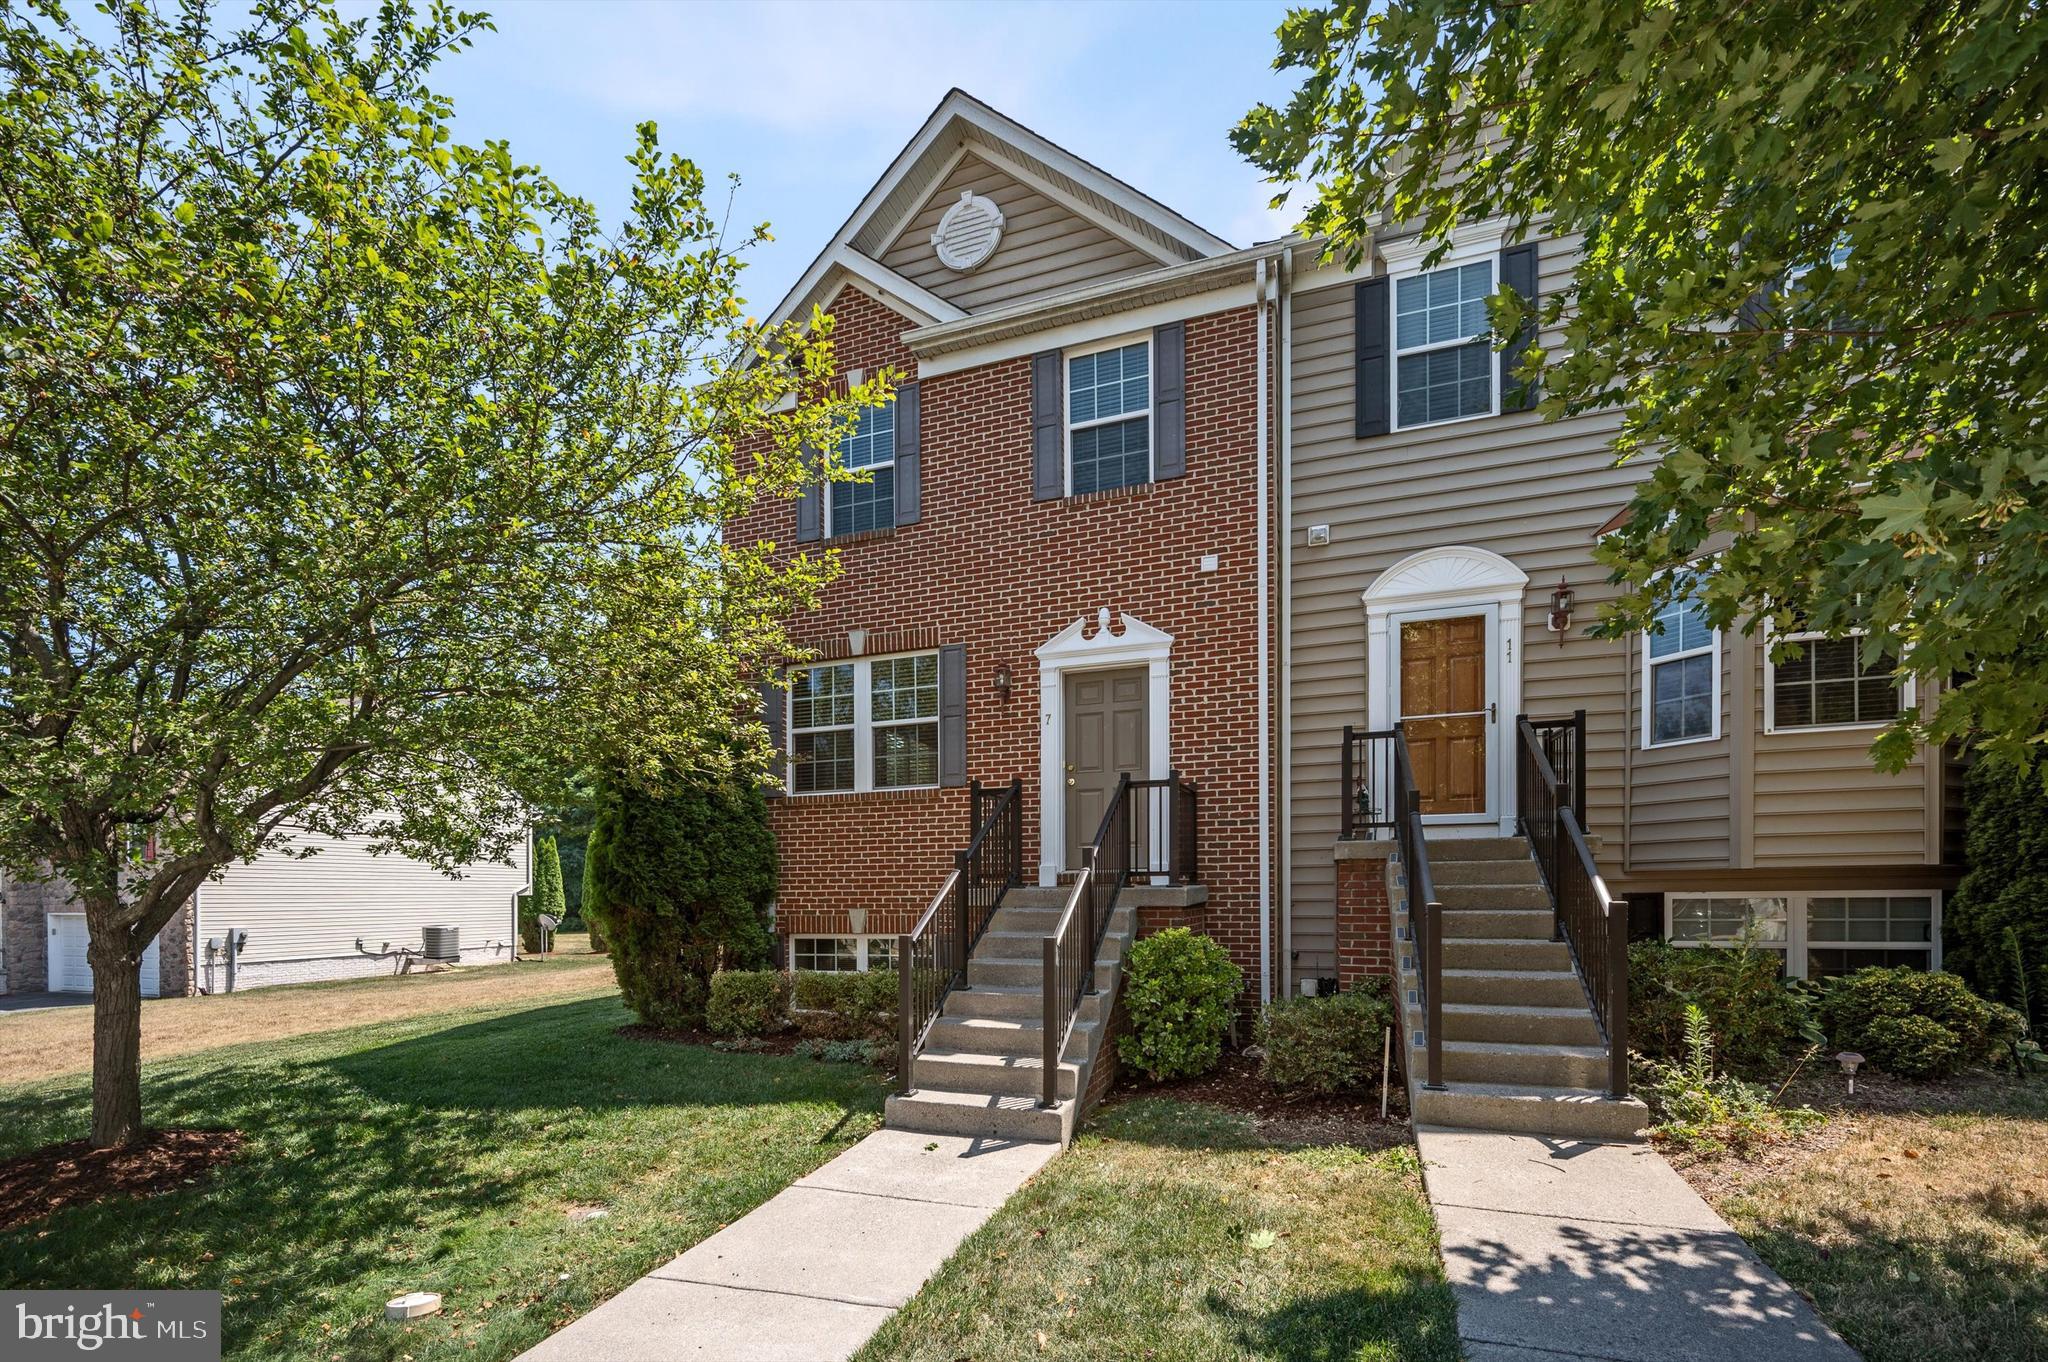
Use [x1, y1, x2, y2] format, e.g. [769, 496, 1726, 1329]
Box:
[0, 990, 886, 1361]
[856, 1098, 1459, 1362]
[1698, 1076, 2048, 1362]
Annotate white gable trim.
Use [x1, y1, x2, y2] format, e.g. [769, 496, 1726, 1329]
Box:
[831, 247, 967, 324]
[965, 137, 1186, 269]
[760, 90, 1231, 337]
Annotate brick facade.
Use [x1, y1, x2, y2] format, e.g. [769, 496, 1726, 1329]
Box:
[734, 284, 1274, 995]
[1334, 850, 1395, 989]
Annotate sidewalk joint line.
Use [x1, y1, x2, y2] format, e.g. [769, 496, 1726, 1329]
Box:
[1432, 1199, 1732, 1235]
[650, 1274, 901, 1312]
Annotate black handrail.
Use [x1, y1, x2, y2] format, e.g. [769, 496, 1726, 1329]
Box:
[897, 777, 1022, 1095]
[1039, 770, 1199, 1107]
[1340, 725, 1399, 838]
[1387, 727, 1446, 1091]
[1515, 714, 1627, 1098]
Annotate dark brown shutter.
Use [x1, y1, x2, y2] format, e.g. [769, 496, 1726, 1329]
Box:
[1031, 350, 1064, 501]
[795, 442, 822, 542]
[1354, 279, 1390, 438]
[938, 644, 967, 788]
[893, 381, 921, 526]
[1499, 242, 1540, 412]
[760, 677, 786, 796]
[1152, 321, 1186, 480]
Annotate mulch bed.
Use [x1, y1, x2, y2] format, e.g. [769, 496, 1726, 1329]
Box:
[1111, 1052, 1413, 1148]
[0, 1128, 244, 1233]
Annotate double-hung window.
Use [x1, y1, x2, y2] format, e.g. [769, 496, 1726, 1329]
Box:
[1668, 895, 1790, 969]
[1766, 628, 1909, 732]
[1066, 339, 1151, 495]
[828, 397, 895, 537]
[790, 936, 897, 972]
[788, 652, 939, 794]
[1394, 260, 1494, 428]
[1643, 585, 1718, 747]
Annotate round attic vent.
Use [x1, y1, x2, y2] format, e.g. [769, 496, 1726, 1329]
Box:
[930, 191, 1005, 273]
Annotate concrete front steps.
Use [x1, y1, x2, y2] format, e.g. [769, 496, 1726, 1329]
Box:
[1393, 836, 1648, 1141]
[884, 885, 1149, 1147]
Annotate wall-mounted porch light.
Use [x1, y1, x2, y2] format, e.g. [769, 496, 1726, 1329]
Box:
[1546, 576, 1575, 644]
[993, 662, 1013, 702]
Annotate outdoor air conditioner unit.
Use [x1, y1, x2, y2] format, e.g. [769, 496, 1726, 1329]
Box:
[422, 925, 460, 964]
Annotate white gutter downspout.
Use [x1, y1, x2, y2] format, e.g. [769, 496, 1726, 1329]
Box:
[1276, 245, 1295, 1001]
[1255, 256, 1274, 1006]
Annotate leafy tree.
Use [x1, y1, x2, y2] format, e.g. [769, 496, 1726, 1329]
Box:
[1238, 0, 2048, 773]
[525, 834, 565, 952]
[1947, 755, 2048, 1032]
[0, 1, 866, 1147]
[587, 762, 777, 1030]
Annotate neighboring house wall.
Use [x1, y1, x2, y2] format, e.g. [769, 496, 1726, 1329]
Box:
[193, 830, 527, 991]
[879, 151, 1159, 313]
[1283, 226, 1953, 982]
[735, 279, 1275, 992]
[1, 869, 69, 993]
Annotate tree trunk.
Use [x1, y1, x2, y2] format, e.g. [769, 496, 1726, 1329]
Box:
[86, 899, 146, 1150]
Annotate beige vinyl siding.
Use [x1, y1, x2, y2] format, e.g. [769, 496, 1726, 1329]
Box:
[1748, 644, 1933, 866]
[1285, 229, 1949, 973]
[1286, 233, 1642, 971]
[197, 828, 527, 968]
[880, 154, 1157, 314]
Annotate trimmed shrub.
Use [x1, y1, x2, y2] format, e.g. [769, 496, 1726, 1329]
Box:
[588, 762, 776, 1028]
[1817, 966, 2026, 1078]
[1115, 928, 1243, 1081]
[1257, 983, 1396, 1093]
[790, 970, 896, 1040]
[1628, 939, 1812, 1078]
[705, 969, 789, 1037]
[1946, 755, 2048, 1033]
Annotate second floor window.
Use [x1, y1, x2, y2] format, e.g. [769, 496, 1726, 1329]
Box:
[1643, 586, 1718, 747]
[789, 651, 939, 794]
[829, 398, 895, 537]
[1395, 260, 1493, 428]
[1067, 339, 1151, 495]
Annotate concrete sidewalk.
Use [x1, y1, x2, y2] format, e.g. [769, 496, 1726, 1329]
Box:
[1416, 1127, 1859, 1362]
[518, 1128, 1058, 1362]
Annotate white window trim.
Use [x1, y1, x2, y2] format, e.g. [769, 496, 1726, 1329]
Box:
[825, 398, 896, 539]
[1762, 622, 1917, 735]
[1389, 255, 1500, 432]
[1641, 590, 1721, 750]
[788, 935, 896, 972]
[1063, 333, 1153, 496]
[787, 650, 940, 796]
[1664, 890, 1942, 980]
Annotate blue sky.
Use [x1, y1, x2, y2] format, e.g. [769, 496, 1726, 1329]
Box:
[426, 0, 1303, 318]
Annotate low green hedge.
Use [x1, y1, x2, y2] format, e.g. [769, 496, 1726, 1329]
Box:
[1115, 928, 1243, 1081]
[790, 969, 897, 1040]
[1817, 966, 2026, 1078]
[705, 969, 789, 1037]
[1257, 984, 1396, 1093]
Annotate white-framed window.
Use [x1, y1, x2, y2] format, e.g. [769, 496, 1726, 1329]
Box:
[1667, 891, 1941, 980]
[1642, 585, 1719, 747]
[788, 651, 939, 795]
[789, 936, 897, 972]
[1066, 337, 1151, 495]
[1394, 258, 1495, 429]
[828, 396, 896, 537]
[1765, 627, 1912, 733]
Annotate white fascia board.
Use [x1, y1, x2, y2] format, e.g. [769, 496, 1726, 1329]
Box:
[830, 247, 967, 324]
[914, 279, 1256, 379]
[964, 137, 1186, 268]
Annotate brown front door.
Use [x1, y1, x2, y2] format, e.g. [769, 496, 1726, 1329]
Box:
[1398, 614, 1489, 817]
[1064, 668, 1148, 869]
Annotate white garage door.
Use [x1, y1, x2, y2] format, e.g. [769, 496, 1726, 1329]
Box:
[46, 914, 160, 998]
